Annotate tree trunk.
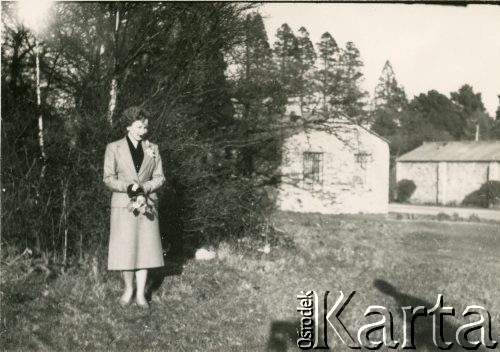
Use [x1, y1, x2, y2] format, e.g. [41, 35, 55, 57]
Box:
[35, 39, 47, 178]
[107, 77, 118, 125]
[107, 7, 120, 126]
[62, 181, 68, 266]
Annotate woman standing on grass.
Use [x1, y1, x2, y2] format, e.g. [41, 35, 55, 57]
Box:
[103, 107, 166, 308]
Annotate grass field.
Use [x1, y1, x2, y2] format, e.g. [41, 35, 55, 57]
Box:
[2, 212, 499, 351]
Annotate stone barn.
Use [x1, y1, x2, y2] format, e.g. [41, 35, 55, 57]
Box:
[276, 115, 390, 214]
[396, 141, 500, 205]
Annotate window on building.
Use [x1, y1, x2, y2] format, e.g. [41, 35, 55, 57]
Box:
[303, 152, 323, 184]
[355, 152, 372, 169]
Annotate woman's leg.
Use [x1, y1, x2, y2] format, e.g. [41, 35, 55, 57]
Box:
[135, 269, 148, 305]
[120, 270, 134, 303]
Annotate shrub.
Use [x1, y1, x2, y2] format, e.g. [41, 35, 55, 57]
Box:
[437, 212, 451, 221]
[462, 181, 500, 208]
[469, 214, 480, 222]
[462, 190, 487, 208]
[1, 109, 113, 260]
[396, 179, 416, 203]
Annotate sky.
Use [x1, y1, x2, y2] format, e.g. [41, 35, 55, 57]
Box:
[260, 3, 500, 117]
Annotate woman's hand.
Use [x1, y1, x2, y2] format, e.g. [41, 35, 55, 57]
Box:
[127, 184, 144, 198]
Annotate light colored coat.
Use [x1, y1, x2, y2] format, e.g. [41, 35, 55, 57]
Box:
[103, 137, 166, 270]
[103, 137, 165, 206]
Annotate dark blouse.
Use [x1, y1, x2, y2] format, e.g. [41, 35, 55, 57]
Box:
[126, 135, 144, 174]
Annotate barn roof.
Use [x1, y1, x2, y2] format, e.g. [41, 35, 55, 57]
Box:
[396, 141, 500, 162]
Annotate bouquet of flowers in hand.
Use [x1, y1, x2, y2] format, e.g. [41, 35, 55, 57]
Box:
[127, 184, 153, 216]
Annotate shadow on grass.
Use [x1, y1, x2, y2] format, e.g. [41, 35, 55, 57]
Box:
[373, 279, 495, 351]
[265, 320, 299, 352]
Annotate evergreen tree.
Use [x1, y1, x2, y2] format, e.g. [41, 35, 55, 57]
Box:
[336, 41, 368, 121]
[296, 27, 317, 114]
[315, 32, 340, 113]
[371, 60, 408, 136]
[228, 12, 280, 174]
[231, 13, 276, 118]
[373, 60, 407, 111]
[273, 23, 300, 97]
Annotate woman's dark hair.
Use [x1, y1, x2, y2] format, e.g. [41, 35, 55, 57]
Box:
[117, 106, 151, 130]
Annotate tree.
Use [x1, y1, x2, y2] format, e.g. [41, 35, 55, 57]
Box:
[273, 23, 300, 97]
[335, 41, 368, 121]
[493, 96, 500, 139]
[497, 95, 500, 121]
[373, 60, 407, 112]
[44, 3, 114, 114]
[450, 84, 494, 140]
[1, 2, 40, 151]
[371, 60, 408, 136]
[451, 84, 486, 115]
[230, 13, 276, 119]
[371, 109, 400, 137]
[296, 27, 317, 113]
[42, 3, 178, 122]
[225, 12, 281, 175]
[315, 32, 339, 113]
[399, 90, 464, 152]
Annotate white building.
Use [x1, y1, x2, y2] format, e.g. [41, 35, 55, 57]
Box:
[277, 113, 390, 214]
[396, 141, 500, 205]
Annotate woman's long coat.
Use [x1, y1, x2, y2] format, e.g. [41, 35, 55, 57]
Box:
[103, 137, 165, 270]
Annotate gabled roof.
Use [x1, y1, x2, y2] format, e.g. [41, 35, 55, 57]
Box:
[284, 112, 390, 144]
[396, 141, 500, 162]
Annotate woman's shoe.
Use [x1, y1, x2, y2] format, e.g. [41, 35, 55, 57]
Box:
[136, 297, 150, 309]
[119, 297, 132, 307]
[119, 292, 133, 307]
